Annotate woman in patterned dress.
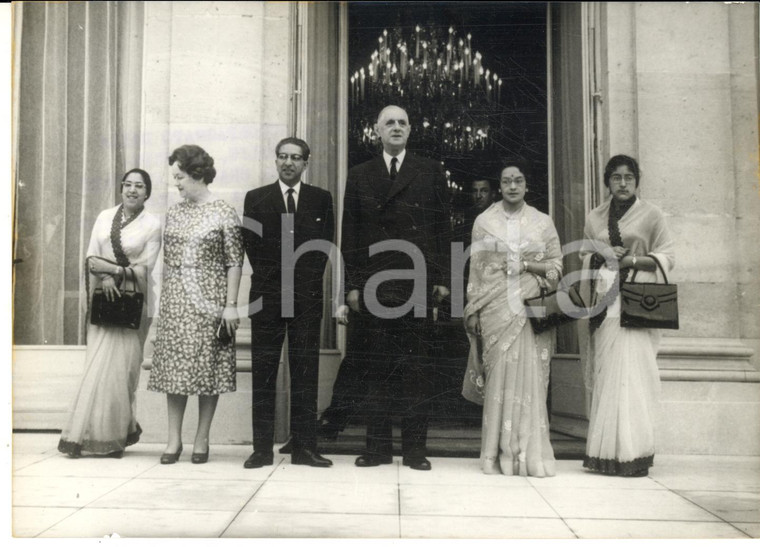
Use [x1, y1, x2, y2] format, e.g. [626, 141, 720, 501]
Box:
[148, 145, 244, 464]
[579, 155, 675, 477]
[59, 169, 162, 458]
[462, 161, 562, 477]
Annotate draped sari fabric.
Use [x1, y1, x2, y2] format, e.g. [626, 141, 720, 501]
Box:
[462, 203, 562, 476]
[58, 205, 161, 456]
[579, 198, 675, 475]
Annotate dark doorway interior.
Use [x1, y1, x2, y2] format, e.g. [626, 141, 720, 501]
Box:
[348, 1, 549, 211]
[333, 2, 579, 456]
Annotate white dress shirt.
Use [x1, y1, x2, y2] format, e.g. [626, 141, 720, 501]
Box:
[382, 149, 406, 177]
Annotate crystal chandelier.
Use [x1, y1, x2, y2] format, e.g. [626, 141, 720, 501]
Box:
[350, 24, 503, 157]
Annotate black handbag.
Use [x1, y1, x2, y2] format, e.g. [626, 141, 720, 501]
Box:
[88, 257, 144, 330]
[524, 282, 587, 334]
[620, 254, 679, 329]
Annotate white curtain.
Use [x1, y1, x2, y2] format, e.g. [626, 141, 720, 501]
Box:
[13, 1, 145, 345]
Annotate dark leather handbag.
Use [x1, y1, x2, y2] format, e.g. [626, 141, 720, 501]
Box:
[89, 258, 144, 330]
[620, 254, 679, 329]
[524, 282, 587, 334]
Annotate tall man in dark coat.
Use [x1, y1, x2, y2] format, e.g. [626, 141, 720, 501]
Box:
[341, 105, 452, 471]
[242, 137, 335, 468]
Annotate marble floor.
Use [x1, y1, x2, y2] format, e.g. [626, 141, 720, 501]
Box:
[9, 433, 760, 539]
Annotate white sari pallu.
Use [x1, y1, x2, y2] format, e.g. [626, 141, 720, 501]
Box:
[462, 203, 562, 477]
[579, 197, 675, 476]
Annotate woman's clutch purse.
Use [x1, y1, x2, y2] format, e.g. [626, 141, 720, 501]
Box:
[620, 254, 679, 329]
[216, 318, 234, 344]
[88, 258, 144, 330]
[523, 282, 587, 334]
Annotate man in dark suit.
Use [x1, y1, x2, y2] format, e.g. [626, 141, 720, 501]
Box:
[341, 105, 452, 471]
[242, 137, 335, 468]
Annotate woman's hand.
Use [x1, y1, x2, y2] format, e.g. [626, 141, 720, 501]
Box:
[100, 275, 121, 302]
[611, 246, 629, 261]
[465, 314, 481, 336]
[502, 258, 527, 277]
[346, 289, 361, 313]
[221, 305, 239, 338]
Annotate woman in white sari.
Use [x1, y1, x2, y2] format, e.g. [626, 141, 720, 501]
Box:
[58, 169, 162, 458]
[463, 162, 562, 477]
[579, 154, 675, 477]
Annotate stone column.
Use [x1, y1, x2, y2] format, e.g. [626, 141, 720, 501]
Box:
[603, 2, 759, 455]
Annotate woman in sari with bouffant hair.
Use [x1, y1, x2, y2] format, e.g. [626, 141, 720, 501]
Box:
[462, 160, 562, 477]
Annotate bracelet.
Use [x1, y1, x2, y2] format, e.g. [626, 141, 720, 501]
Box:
[631, 255, 637, 267]
[522, 260, 528, 273]
[226, 300, 237, 306]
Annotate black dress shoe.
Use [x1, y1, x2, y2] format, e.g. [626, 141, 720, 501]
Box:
[243, 451, 274, 469]
[355, 454, 393, 467]
[191, 450, 209, 464]
[160, 446, 183, 465]
[291, 448, 332, 467]
[402, 456, 431, 471]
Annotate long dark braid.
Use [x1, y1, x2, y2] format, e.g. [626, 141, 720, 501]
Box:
[589, 196, 636, 334]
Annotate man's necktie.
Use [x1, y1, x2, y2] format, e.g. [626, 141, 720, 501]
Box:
[286, 188, 296, 214]
[390, 157, 398, 181]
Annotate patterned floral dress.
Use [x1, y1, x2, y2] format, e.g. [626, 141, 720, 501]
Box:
[148, 199, 244, 395]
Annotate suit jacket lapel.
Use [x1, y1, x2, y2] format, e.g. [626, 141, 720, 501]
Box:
[385, 154, 418, 204]
[268, 181, 287, 214]
[294, 183, 312, 231]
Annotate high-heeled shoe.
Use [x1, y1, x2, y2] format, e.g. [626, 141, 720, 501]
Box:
[191, 450, 209, 464]
[160, 445, 183, 465]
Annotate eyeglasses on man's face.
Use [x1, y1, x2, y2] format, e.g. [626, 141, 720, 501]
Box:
[277, 153, 305, 162]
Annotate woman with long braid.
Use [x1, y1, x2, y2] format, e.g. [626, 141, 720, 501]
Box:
[59, 169, 162, 458]
[579, 155, 675, 477]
